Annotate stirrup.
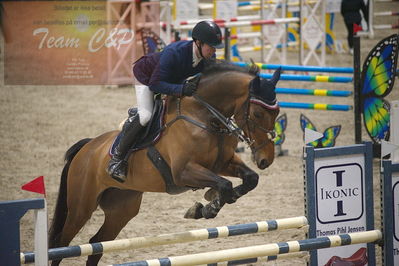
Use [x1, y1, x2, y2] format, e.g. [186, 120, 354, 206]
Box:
[107, 158, 128, 183]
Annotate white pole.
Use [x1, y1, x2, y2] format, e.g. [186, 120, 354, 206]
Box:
[368, 0, 374, 38]
[391, 100, 399, 163]
[282, 0, 287, 65]
[260, 0, 265, 63]
[34, 199, 48, 266]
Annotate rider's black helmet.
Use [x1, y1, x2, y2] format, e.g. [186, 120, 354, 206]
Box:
[192, 21, 224, 49]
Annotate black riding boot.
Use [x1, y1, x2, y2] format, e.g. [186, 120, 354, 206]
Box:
[107, 114, 143, 182]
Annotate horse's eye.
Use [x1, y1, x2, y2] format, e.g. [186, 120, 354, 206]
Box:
[253, 112, 263, 119]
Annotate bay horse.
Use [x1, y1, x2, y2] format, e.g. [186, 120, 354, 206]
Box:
[49, 61, 280, 265]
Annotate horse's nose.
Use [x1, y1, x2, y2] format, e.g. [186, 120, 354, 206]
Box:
[258, 159, 270, 170]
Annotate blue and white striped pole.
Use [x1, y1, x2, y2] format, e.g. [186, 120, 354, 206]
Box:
[112, 230, 382, 266]
[21, 216, 308, 263]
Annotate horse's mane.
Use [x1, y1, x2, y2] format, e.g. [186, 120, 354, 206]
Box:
[198, 60, 279, 105]
[202, 59, 259, 78]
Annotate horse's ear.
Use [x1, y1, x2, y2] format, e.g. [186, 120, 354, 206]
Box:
[270, 67, 282, 87]
[250, 75, 261, 93]
[248, 59, 260, 75]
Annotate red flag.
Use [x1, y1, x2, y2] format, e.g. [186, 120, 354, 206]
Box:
[22, 176, 46, 196]
[353, 23, 363, 34]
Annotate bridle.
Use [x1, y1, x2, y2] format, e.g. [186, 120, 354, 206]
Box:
[244, 97, 279, 154]
[192, 93, 279, 156]
[160, 83, 279, 158]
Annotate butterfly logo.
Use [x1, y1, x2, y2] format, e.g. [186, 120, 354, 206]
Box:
[140, 28, 166, 55]
[274, 113, 287, 145]
[360, 34, 398, 144]
[300, 114, 341, 148]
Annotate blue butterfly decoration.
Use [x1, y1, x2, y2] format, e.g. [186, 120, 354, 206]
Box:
[360, 34, 398, 143]
[140, 28, 166, 55]
[274, 113, 287, 145]
[300, 114, 341, 148]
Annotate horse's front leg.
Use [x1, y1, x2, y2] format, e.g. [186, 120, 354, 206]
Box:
[177, 162, 234, 219]
[205, 154, 259, 204]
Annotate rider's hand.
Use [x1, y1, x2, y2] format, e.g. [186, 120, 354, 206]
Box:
[182, 80, 197, 96]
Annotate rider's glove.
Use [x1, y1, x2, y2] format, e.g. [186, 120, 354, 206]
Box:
[182, 81, 196, 96]
[181, 78, 199, 97]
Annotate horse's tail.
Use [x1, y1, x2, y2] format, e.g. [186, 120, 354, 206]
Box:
[48, 138, 92, 248]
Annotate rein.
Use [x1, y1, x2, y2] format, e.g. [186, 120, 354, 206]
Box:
[162, 92, 278, 156]
[193, 94, 252, 146]
[162, 97, 231, 135]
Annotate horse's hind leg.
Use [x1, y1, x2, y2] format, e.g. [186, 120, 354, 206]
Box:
[51, 189, 100, 266]
[86, 188, 143, 266]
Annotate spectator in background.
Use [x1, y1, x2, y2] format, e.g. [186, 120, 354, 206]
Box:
[340, 0, 369, 54]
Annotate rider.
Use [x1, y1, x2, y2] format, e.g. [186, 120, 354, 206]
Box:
[107, 20, 224, 183]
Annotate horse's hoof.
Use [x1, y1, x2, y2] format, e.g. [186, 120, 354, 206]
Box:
[184, 202, 204, 219]
[204, 188, 219, 201]
[201, 199, 221, 219]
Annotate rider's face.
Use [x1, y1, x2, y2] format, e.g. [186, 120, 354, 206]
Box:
[199, 42, 216, 59]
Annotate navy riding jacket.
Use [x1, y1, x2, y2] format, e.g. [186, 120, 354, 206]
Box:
[133, 40, 207, 96]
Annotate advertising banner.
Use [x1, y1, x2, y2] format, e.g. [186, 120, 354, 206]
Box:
[305, 143, 375, 266]
[3, 1, 139, 85]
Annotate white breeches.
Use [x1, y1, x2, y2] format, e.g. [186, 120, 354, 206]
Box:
[135, 84, 154, 126]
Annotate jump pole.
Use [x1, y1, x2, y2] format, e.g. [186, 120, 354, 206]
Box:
[210, 251, 309, 265]
[234, 62, 398, 75]
[276, 88, 352, 97]
[234, 62, 354, 73]
[21, 216, 308, 263]
[279, 102, 352, 111]
[259, 73, 352, 83]
[111, 230, 382, 266]
[177, 17, 299, 30]
[374, 11, 399, 16]
[374, 24, 399, 30]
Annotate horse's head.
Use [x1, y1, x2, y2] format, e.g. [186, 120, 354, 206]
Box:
[194, 60, 280, 169]
[243, 68, 281, 169]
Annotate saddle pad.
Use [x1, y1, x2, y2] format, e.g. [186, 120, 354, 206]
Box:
[109, 99, 166, 156]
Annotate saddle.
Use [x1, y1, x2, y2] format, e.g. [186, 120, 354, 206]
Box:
[110, 96, 166, 156]
[324, 248, 368, 266]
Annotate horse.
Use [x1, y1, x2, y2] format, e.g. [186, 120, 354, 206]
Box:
[48, 61, 280, 266]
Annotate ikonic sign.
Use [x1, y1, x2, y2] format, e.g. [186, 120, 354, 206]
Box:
[306, 143, 375, 266]
[316, 163, 363, 224]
